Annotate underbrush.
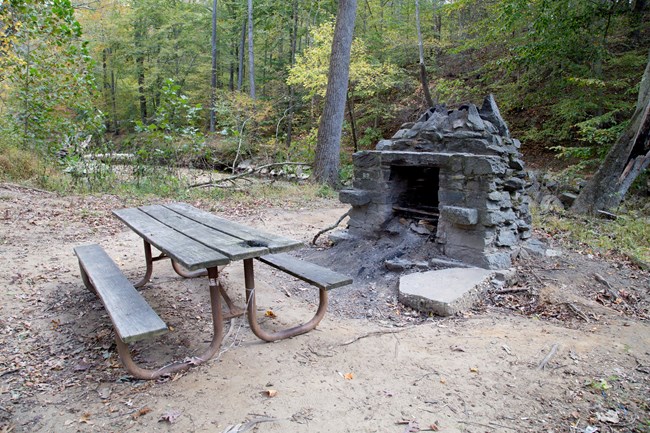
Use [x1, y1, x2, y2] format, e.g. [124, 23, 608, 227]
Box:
[535, 207, 650, 267]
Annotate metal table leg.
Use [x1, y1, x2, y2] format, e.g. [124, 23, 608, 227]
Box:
[115, 267, 225, 380]
[244, 258, 328, 342]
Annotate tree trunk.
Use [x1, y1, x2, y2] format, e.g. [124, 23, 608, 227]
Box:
[238, 18, 245, 92]
[286, 0, 298, 147]
[247, 0, 256, 99]
[209, 0, 218, 132]
[571, 54, 650, 214]
[346, 89, 358, 153]
[313, 0, 357, 187]
[416, 0, 434, 108]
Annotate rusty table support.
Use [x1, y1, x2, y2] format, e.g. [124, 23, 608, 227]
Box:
[244, 258, 328, 342]
[114, 267, 225, 380]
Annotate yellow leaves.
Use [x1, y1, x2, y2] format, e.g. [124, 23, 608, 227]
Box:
[344, 372, 354, 380]
[264, 310, 277, 318]
[469, 367, 479, 373]
[287, 20, 399, 101]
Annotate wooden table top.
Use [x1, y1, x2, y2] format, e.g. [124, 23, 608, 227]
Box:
[113, 202, 303, 271]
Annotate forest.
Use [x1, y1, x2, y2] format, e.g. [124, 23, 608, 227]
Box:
[0, 0, 649, 194]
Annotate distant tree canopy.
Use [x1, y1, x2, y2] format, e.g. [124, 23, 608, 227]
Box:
[0, 0, 648, 184]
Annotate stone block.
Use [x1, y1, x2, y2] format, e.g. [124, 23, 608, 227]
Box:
[503, 177, 526, 191]
[496, 227, 518, 247]
[440, 206, 478, 226]
[354, 151, 381, 168]
[339, 189, 371, 206]
[463, 157, 507, 175]
[398, 268, 494, 316]
[375, 140, 393, 151]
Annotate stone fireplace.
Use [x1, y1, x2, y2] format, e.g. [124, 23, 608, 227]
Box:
[338, 95, 531, 270]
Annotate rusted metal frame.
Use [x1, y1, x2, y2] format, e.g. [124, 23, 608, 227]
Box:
[134, 240, 208, 288]
[114, 267, 225, 380]
[171, 260, 208, 279]
[243, 258, 328, 342]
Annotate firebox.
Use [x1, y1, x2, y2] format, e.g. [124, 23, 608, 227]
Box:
[339, 95, 532, 270]
[390, 165, 440, 222]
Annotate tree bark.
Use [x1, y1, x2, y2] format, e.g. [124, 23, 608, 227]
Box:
[571, 54, 650, 214]
[313, 0, 357, 187]
[415, 0, 434, 108]
[247, 0, 256, 99]
[238, 18, 246, 92]
[209, 0, 218, 132]
[286, 0, 298, 147]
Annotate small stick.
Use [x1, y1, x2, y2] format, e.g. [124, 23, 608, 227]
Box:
[339, 327, 411, 346]
[565, 302, 589, 322]
[458, 420, 517, 431]
[312, 209, 351, 245]
[594, 273, 619, 299]
[493, 288, 531, 295]
[537, 343, 559, 370]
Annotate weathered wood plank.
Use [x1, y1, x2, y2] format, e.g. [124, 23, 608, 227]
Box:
[258, 253, 353, 290]
[113, 207, 230, 270]
[140, 205, 268, 260]
[165, 203, 302, 254]
[74, 244, 168, 343]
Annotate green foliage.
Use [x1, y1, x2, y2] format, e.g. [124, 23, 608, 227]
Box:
[536, 208, 650, 266]
[0, 0, 101, 160]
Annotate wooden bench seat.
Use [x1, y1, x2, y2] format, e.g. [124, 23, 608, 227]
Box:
[257, 253, 353, 290]
[73, 244, 168, 344]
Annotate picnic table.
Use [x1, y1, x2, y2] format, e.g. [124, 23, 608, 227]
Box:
[74, 202, 352, 379]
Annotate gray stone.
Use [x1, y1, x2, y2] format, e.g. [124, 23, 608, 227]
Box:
[375, 139, 393, 151]
[509, 158, 525, 170]
[496, 227, 518, 247]
[483, 252, 513, 269]
[385, 258, 414, 272]
[503, 177, 526, 191]
[466, 104, 486, 131]
[559, 192, 578, 208]
[479, 94, 510, 137]
[339, 189, 371, 206]
[540, 194, 564, 212]
[493, 268, 516, 284]
[398, 268, 494, 316]
[464, 157, 507, 175]
[522, 239, 547, 257]
[440, 206, 478, 225]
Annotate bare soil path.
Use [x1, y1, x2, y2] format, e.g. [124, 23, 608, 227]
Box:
[0, 183, 648, 432]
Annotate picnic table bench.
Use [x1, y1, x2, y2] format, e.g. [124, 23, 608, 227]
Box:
[74, 202, 352, 380]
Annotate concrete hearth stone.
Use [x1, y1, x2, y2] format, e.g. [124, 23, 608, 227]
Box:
[399, 268, 494, 316]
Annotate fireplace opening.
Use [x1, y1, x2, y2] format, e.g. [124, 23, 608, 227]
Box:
[390, 165, 440, 222]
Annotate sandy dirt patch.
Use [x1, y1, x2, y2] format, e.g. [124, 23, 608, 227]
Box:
[0, 183, 648, 433]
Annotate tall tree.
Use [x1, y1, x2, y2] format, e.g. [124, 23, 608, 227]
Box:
[247, 0, 255, 99]
[313, 0, 357, 186]
[571, 54, 650, 214]
[210, 0, 218, 132]
[415, 0, 434, 108]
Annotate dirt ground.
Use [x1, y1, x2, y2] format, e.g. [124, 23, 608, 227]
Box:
[1, 182, 649, 433]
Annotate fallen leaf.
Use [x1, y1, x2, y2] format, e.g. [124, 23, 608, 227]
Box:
[132, 406, 152, 420]
[469, 367, 479, 373]
[263, 389, 278, 397]
[450, 345, 465, 352]
[159, 409, 182, 424]
[596, 410, 619, 424]
[79, 413, 93, 424]
[344, 372, 354, 380]
[265, 310, 277, 318]
[439, 377, 446, 384]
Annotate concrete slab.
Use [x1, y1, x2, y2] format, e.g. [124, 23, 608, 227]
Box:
[398, 268, 494, 316]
